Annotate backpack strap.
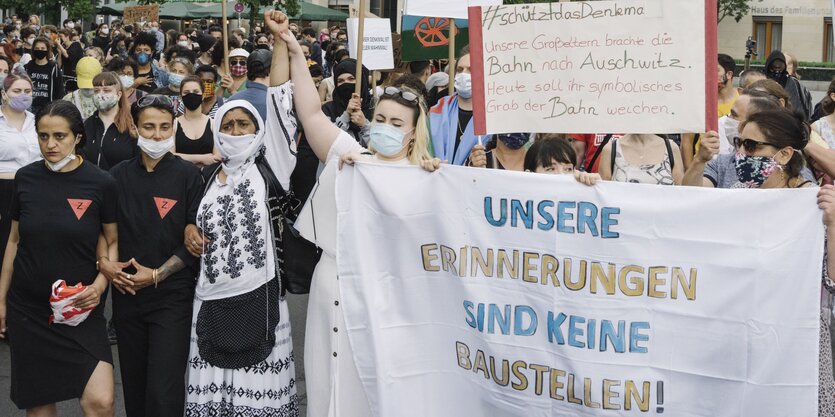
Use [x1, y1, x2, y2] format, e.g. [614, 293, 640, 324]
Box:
[585, 134, 613, 172]
[663, 137, 675, 170]
[610, 138, 617, 173]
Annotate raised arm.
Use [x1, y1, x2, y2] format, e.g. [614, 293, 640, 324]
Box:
[268, 11, 342, 163]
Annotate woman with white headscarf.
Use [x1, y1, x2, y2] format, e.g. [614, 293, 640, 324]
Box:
[181, 20, 300, 416]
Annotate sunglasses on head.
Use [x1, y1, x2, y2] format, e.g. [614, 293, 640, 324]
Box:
[382, 86, 419, 104]
[137, 94, 174, 112]
[733, 136, 775, 153]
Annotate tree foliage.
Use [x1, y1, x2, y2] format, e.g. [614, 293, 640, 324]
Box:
[0, 0, 94, 20]
[717, 0, 749, 23]
[122, 0, 300, 24]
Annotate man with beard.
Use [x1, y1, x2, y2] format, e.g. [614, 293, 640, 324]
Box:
[764, 50, 812, 120]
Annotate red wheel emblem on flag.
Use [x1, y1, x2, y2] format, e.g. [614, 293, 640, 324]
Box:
[414, 17, 458, 47]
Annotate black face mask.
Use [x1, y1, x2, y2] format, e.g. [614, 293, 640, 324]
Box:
[32, 49, 48, 60]
[256, 44, 270, 50]
[14, 47, 23, 56]
[334, 82, 355, 105]
[767, 69, 789, 87]
[182, 93, 203, 111]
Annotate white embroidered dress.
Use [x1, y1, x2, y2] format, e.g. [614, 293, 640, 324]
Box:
[186, 83, 300, 417]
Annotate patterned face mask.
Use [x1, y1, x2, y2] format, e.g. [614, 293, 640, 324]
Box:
[202, 81, 216, 97]
[733, 152, 778, 188]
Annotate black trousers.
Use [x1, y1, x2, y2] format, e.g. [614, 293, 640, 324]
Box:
[113, 284, 193, 417]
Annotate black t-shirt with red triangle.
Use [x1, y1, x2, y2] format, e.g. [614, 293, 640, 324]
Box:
[108, 153, 203, 290]
[9, 159, 117, 312]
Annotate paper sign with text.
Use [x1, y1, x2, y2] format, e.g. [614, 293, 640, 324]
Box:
[468, 0, 718, 135]
[347, 18, 395, 71]
[336, 163, 820, 417]
[123, 4, 160, 25]
[405, 0, 502, 20]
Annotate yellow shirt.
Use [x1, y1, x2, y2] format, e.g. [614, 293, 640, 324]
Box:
[717, 91, 739, 118]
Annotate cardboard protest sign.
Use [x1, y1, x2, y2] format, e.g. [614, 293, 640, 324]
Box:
[401, 16, 469, 62]
[123, 4, 160, 25]
[405, 0, 502, 20]
[337, 163, 821, 417]
[468, 0, 718, 135]
[347, 18, 394, 71]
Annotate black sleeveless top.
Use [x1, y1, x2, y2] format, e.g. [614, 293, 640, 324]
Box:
[175, 118, 213, 155]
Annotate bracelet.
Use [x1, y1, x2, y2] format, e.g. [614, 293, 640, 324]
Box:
[96, 256, 109, 272]
[153, 268, 159, 288]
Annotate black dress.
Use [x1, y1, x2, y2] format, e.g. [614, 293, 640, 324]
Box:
[6, 159, 117, 409]
[174, 118, 213, 156]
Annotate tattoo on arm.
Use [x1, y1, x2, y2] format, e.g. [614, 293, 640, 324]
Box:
[157, 256, 186, 282]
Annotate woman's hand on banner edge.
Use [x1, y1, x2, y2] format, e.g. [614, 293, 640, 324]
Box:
[420, 158, 443, 173]
[574, 170, 601, 186]
[339, 153, 363, 170]
[818, 185, 835, 228]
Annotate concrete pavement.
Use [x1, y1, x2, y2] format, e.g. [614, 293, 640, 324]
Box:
[0, 293, 310, 417]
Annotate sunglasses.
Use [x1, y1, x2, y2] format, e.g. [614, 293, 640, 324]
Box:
[733, 136, 775, 153]
[230, 59, 246, 65]
[138, 94, 174, 112]
[382, 86, 419, 104]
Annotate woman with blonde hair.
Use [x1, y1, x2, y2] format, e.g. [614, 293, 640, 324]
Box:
[84, 71, 138, 169]
[264, 10, 439, 417]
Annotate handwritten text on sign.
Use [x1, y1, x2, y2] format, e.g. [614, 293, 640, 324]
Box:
[336, 164, 820, 417]
[471, 1, 707, 134]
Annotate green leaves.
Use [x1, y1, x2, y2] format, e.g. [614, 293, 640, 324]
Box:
[0, 0, 93, 20]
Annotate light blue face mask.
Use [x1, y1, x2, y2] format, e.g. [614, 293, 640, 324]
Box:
[168, 73, 184, 89]
[369, 122, 411, 157]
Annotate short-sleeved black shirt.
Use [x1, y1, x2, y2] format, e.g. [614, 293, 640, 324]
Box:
[109, 153, 203, 289]
[9, 160, 117, 313]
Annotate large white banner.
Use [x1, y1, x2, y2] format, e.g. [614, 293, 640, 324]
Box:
[336, 163, 822, 417]
[469, 0, 716, 135]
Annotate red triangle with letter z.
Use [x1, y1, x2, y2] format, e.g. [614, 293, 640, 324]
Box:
[154, 197, 177, 219]
[67, 199, 92, 220]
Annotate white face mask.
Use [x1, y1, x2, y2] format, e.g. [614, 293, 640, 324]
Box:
[119, 75, 134, 90]
[45, 151, 77, 172]
[720, 115, 740, 153]
[138, 134, 174, 159]
[455, 72, 472, 99]
[216, 132, 259, 171]
[177, 40, 190, 48]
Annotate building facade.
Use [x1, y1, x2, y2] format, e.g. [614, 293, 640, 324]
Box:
[718, 0, 834, 63]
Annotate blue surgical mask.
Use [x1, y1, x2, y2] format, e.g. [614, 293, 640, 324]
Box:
[168, 73, 184, 90]
[136, 52, 150, 65]
[369, 122, 411, 157]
